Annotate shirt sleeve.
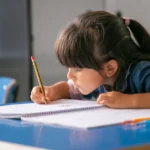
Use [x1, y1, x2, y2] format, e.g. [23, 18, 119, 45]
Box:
[131, 61, 150, 93]
[67, 79, 83, 99]
[83, 86, 107, 99]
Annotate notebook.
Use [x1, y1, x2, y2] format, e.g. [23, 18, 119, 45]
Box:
[0, 99, 102, 119]
[0, 99, 150, 128]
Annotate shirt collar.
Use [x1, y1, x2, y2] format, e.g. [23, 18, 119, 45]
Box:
[115, 63, 133, 92]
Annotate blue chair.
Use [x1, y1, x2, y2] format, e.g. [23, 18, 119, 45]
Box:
[0, 77, 19, 104]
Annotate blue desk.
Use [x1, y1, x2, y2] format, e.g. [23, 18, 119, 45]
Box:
[0, 117, 150, 150]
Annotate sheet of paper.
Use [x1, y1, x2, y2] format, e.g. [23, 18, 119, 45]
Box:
[0, 99, 99, 116]
[22, 107, 150, 128]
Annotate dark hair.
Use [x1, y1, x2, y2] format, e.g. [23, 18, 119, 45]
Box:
[55, 10, 150, 72]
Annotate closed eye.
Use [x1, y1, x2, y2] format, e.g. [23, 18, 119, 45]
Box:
[73, 68, 82, 72]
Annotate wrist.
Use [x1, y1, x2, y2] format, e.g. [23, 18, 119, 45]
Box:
[130, 93, 150, 108]
[52, 81, 70, 100]
[127, 94, 140, 108]
[130, 94, 138, 108]
[123, 94, 138, 108]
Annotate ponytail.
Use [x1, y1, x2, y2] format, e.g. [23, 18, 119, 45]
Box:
[128, 19, 150, 54]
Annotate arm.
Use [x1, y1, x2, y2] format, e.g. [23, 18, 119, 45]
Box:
[129, 62, 150, 108]
[50, 81, 70, 100]
[50, 80, 83, 100]
[31, 80, 83, 104]
[97, 62, 150, 109]
[129, 93, 150, 108]
[97, 91, 150, 109]
[30, 81, 70, 104]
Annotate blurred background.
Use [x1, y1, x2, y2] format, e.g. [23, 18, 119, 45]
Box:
[0, 0, 150, 102]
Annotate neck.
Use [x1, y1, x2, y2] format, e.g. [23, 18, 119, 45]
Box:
[106, 74, 117, 86]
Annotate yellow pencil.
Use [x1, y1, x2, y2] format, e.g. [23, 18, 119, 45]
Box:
[123, 117, 150, 124]
[31, 56, 47, 104]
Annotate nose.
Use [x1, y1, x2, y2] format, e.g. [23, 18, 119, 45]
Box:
[67, 68, 75, 80]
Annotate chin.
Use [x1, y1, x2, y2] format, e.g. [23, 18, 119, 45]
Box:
[78, 88, 91, 95]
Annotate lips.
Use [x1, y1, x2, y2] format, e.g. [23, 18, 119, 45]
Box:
[73, 83, 79, 88]
[74, 84, 79, 88]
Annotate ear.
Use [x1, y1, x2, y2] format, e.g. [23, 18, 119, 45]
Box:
[103, 60, 118, 77]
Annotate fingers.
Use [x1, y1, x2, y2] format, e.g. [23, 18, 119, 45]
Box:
[97, 93, 113, 107]
[30, 86, 47, 104]
[44, 87, 54, 103]
[97, 91, 123, 108]
[97, 93, 110, 104]
[98, 100, 110, 107]
[44, 89, 52, 101]
[30, 94, 45, 104]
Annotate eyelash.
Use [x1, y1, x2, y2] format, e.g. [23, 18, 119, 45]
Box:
[73, 68, 82, 72]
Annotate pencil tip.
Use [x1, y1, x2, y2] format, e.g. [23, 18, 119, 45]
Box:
[31, 56, 35, 61]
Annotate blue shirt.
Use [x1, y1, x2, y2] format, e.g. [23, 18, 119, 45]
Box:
[84, 61, 150, 99]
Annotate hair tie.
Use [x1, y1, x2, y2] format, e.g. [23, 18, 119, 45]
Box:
[123, 17, 130, 26]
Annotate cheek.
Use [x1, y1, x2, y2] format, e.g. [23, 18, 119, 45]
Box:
[79, 75, 104, 94]
[88, 77, 104, 89]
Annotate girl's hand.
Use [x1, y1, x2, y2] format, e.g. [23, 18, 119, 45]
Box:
[97, 91, 134, 109]
[30, 86, 55, 104]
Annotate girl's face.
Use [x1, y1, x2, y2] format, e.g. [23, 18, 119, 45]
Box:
[67, 68, 106, 95]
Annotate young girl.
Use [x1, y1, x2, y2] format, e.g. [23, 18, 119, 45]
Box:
[31, 10, 150, 109]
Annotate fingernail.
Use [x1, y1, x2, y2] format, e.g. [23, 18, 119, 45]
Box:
[97, 101, 100, 104]
[44, 99, 47, 104]
[46, 97, 49, 100]
[100, 100, 105, 104]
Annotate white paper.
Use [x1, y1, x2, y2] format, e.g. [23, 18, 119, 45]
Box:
[22, 107, 150, 128]
[0, 99, 100, 118]
[1, 99, 150, 128]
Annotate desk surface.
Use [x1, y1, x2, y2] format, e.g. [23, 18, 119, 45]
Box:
[0, 118, 150, 150]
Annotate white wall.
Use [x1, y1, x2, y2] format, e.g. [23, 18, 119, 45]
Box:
[106, 0, 150, 32]
[31, 0, 105, 86]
